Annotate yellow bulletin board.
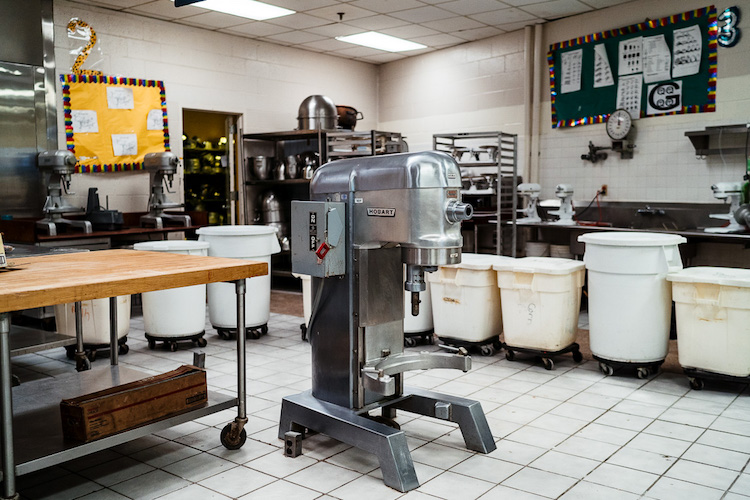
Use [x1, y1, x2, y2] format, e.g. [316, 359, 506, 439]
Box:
[61, 74, 170, 172]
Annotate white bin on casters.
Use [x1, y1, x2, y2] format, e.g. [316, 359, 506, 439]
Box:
[133, 240, 210, 351]
[55, 295, 131, 362]
[197, 225, 281, 339]
[404, 265, 434, 347]
[579, 232, 686, 379]
[494, 257, 585, 370]
[426, 253, 511, 356]
[667, 266, 750, 390]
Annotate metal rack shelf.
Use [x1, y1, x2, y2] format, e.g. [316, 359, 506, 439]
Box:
[433, 132, 518, 256]
[685, 124, 750, 156]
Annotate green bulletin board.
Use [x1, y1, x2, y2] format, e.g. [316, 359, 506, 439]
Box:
[548, 6, 717, 128]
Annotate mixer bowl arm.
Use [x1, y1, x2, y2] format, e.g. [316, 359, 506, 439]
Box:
[362, 351, 471, 396]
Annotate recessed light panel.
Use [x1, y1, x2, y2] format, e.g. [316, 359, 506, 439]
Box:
[174, 0, 295, 21]
[336, 32, 427, 52]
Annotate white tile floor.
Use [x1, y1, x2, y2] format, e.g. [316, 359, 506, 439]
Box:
[10, 308, 750, 500]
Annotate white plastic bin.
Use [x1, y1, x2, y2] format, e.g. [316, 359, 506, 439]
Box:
[404, 266, 433, 335]
[494, 257, 585, 351]
[427, 253, 511, 343]
[197, 225, 281, 333]
[55, 295, 130, 344]
[292, 273, 312, 327]
[579, 232, 685, 364]
[133, 240, 209, 340]
[667, 267, 750, 377]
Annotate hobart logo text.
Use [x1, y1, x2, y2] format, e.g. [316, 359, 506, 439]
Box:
[367, 208, 396, 217]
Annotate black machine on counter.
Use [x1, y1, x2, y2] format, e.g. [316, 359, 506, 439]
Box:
[140, 152, 191, 229]
[36, 150, 93, 236]
[85, 188, 123, 231]
[278, 151, 495, 492]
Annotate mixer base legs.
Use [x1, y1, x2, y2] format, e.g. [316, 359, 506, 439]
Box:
[278, 388, 496, 492]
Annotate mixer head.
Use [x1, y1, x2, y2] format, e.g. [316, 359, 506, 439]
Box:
[517, 183, 541, 197]
[555, 183, 574, 198]
[711, 181, 742, 200]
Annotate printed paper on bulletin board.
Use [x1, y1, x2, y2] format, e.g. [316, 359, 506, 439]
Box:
[548, 6, 717, 128]
[61, 75, 170, 173]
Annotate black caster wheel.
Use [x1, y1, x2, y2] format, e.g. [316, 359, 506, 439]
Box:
[542, 358, 554, 370]
[220, 423, 247, 450]
[87, 350, 97, 362]
[636, 367, 650, 379]
[248, 328, 261, 340]
[505, 350, 515, 361]
[689, 377, 704, 390]
[76, 357, 91, 372]
[429, 335, 435, 345]
[169, 342, 178, 352]
[300, 324, 307, 341]
[196, 337, 207, 348]
[119, 344, 129, 355]
[493, 339, 503, 351]
[65, 347, 75, 360]
[599, 362, 614, 376]
[148, 339, 156, 349]
[480, 344, 496, 356]
[572, 350, 583, 363]
[261, 324, 268, 336]
[12, 374, 21, 387]
[217, 330, 229, 340]
[404, 337, 417, 348]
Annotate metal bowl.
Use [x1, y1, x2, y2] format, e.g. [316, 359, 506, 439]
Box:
[250, 156, 272, 180]
[297, 95, 337, 130]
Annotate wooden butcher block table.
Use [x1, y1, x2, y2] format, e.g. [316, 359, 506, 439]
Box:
[0, 249, 267, 499]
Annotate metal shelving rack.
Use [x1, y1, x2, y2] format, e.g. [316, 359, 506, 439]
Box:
[433, 132, 518, 257]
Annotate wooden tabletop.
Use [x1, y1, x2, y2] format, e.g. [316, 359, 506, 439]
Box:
[0, 249, 267, 313]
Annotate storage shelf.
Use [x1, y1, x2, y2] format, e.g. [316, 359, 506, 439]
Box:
[685, 124, 750, 156]
[12, 365, 236, 475]
[10, 325, 75, 356]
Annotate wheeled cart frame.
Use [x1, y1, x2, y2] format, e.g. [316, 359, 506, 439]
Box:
[65, 335, 129, 362]
[595, 354, 664, 379]
[404, 328, 434, 347]
[146, 331, 207, 352]
[503, 342, 582, 370]
[683, 367, 750, 391]
[216, 323, 268, 340]
[278, 387, 496, 492]
[438, 335, 502, 356]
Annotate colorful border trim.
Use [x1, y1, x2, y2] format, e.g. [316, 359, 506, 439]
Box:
[60, 74, 171, 173]
[549, 5, 717, 128]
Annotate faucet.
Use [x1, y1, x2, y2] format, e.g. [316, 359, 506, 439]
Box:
[636, 205, 666, 216]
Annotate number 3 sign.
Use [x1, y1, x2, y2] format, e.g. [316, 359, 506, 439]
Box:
[718, 6, 741, 48]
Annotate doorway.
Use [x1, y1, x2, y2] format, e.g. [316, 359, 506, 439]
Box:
[182, 109, 242, 225]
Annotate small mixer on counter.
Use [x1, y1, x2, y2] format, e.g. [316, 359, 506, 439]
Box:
[705, 181, 745, 233]
[516, 182, 542, 223]
[140, 152, 191, 229]
[549, 183, 576, 225]
[36, 150, 92, 236]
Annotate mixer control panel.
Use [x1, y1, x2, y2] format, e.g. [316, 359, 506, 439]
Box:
[291, 201, 346, 277]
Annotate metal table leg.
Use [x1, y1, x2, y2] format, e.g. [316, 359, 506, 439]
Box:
[220, 279, 247, 449]
[0, 312, 17, 499]
[74, 302, 89, 372]
[109, 297, 118, 366]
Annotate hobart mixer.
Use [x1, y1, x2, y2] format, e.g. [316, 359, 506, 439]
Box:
[278, 151, 495, 492]
[140, 152, 191, 228]
[517, 182, 542, 223]
[549, 183, 576, 225]
[36, 150, 92, 236]
[705, 182, 745, 233]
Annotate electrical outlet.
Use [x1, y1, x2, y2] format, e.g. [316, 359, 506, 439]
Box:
[600, 184, 608, 196]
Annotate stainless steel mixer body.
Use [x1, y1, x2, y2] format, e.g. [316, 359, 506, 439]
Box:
[36, 150, 92, 236]
[140, 152, 191, 229]
[278, 151, 495, 492]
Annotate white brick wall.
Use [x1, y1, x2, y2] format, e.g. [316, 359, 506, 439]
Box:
[53, 0, 378, 213]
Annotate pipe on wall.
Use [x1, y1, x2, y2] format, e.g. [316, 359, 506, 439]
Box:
[523, 25, 534, 184]
[529, 23, 544, 185]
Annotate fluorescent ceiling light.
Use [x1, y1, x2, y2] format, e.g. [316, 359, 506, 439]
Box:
[336, 32, 426, 52]
[174, 0, 295, 21]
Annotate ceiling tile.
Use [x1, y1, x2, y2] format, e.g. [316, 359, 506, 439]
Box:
[266, 30, 327, 45]
[452, 26, 505, 40]
[265, 13, 332, 30]
[333, 46, 387, 58]
[470, 7, 538, 25]
[175, 11, 250, 29]
[305, 4, 379, 23]
[521, 0, 593, 19]
[297, 38, 353, 52]
[379, 24, 441, 39]
[359, 52, 410, 64]
[439, 0, 511, 16]
[411, 33, 466, 48]
[496, 19, 541, 32]
[223, 22, 293, 37]
[389, 6, 456, 23]
[72, 0, 154, 9]
[304, 22, 364, 38]
[346, 15, 410, 31]
[128, 1, 201, 20]
[271, 0, 340, 11]
[502, 0, 550, 6]
[580, 0, 635, 9]
[348, 0, 426, 14]
[422, 16, 487, 32]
